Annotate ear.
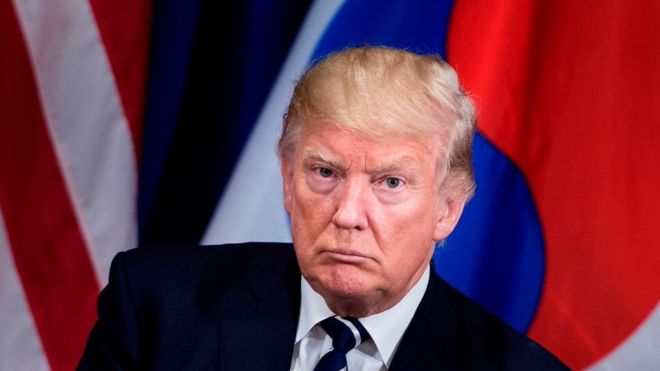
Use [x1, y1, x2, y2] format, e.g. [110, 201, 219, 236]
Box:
[280, 157, 293, 214]
[433, 191, 468, 241]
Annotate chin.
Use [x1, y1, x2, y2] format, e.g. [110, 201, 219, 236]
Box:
[316, 276, 384, 317]
[315, 266, 376, 300]
[321, 280, 368, 299]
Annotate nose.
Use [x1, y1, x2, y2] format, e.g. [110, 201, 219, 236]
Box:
[332, 177, 369, 230]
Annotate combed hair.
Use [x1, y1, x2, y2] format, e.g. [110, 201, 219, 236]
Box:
[278, 46, 476, 197]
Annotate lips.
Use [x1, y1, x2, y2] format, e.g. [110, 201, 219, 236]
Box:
[322, 249, 373, 263]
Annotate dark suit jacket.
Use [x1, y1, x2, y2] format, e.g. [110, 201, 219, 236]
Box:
[78, 242, 568, 370]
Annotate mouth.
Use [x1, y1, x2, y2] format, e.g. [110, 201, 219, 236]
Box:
[322, 249, 373, 264]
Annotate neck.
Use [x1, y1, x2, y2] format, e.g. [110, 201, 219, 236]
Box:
[326, 300, 384, 318]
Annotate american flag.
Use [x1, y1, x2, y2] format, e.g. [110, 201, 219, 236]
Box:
[0, 0, 149, 369]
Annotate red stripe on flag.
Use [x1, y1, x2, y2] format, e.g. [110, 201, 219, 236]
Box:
[448, 0, 660, 368]
[88, 0, 152, 155]
[0, 2, 100, 370]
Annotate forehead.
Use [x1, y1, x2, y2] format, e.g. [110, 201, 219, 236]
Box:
[295, 124, 440, 171]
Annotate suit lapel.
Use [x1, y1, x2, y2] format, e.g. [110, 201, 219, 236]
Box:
[217, 250, 301, 371]
[389, 272, 465, 371]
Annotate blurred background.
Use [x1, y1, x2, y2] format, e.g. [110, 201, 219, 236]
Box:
[1, 0, 659, 370]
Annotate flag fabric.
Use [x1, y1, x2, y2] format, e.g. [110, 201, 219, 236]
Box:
[447, 1, 660, 368]
[1, 0, 658, 370]
[0, 0, 150, 369]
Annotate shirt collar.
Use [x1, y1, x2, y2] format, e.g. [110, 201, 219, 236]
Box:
[295, 266, 430, 367]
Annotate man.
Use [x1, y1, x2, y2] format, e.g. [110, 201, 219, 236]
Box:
[79, 47, 568, 370]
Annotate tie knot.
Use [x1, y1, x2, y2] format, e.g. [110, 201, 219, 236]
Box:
[319, 316, 371, 353]
[314, 317, 371, 371]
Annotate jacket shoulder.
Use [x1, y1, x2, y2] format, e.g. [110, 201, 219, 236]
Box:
[119, 242, 294, 279]
[78, 242, 296, 370]
[438, 275, 569, 370]
[121, 242, 294, 299]
[391, 272, 569, 370]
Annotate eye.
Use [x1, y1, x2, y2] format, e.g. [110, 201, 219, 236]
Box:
[384, 177, 402, 189]
[318, 167, 333, 178]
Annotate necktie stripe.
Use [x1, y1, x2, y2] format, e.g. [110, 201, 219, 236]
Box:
[314, 316, 371, 371]
[335, 317, 362, 345]
[344, 317, 370, 344]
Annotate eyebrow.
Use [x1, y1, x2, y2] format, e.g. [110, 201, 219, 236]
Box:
[365, 157, 420, 176]
[301, 149, 421, 175]
[301, 149, 348, 170]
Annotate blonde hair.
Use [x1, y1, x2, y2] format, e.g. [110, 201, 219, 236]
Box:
[278, 46, 476, 197]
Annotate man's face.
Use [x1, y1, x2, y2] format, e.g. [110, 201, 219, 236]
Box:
[282, 123, 465, 316]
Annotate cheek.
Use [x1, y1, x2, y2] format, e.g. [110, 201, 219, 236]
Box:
[382, 198, 437, 233]
[289, 179, 336, 242]
[374, 198, 439, 259]
[292, 180, 333, 219]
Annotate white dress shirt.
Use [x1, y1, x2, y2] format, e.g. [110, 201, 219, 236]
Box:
[290, 267, 430, 371]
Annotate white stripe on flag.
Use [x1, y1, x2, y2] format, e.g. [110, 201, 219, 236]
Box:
[202, 0, 347, 244]
[0, 211, 50, 371]
[12, 0, 138, 285]
[587, 303, 660, 370]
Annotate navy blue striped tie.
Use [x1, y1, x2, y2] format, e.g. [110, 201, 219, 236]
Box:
[313, 316, 371, 371]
